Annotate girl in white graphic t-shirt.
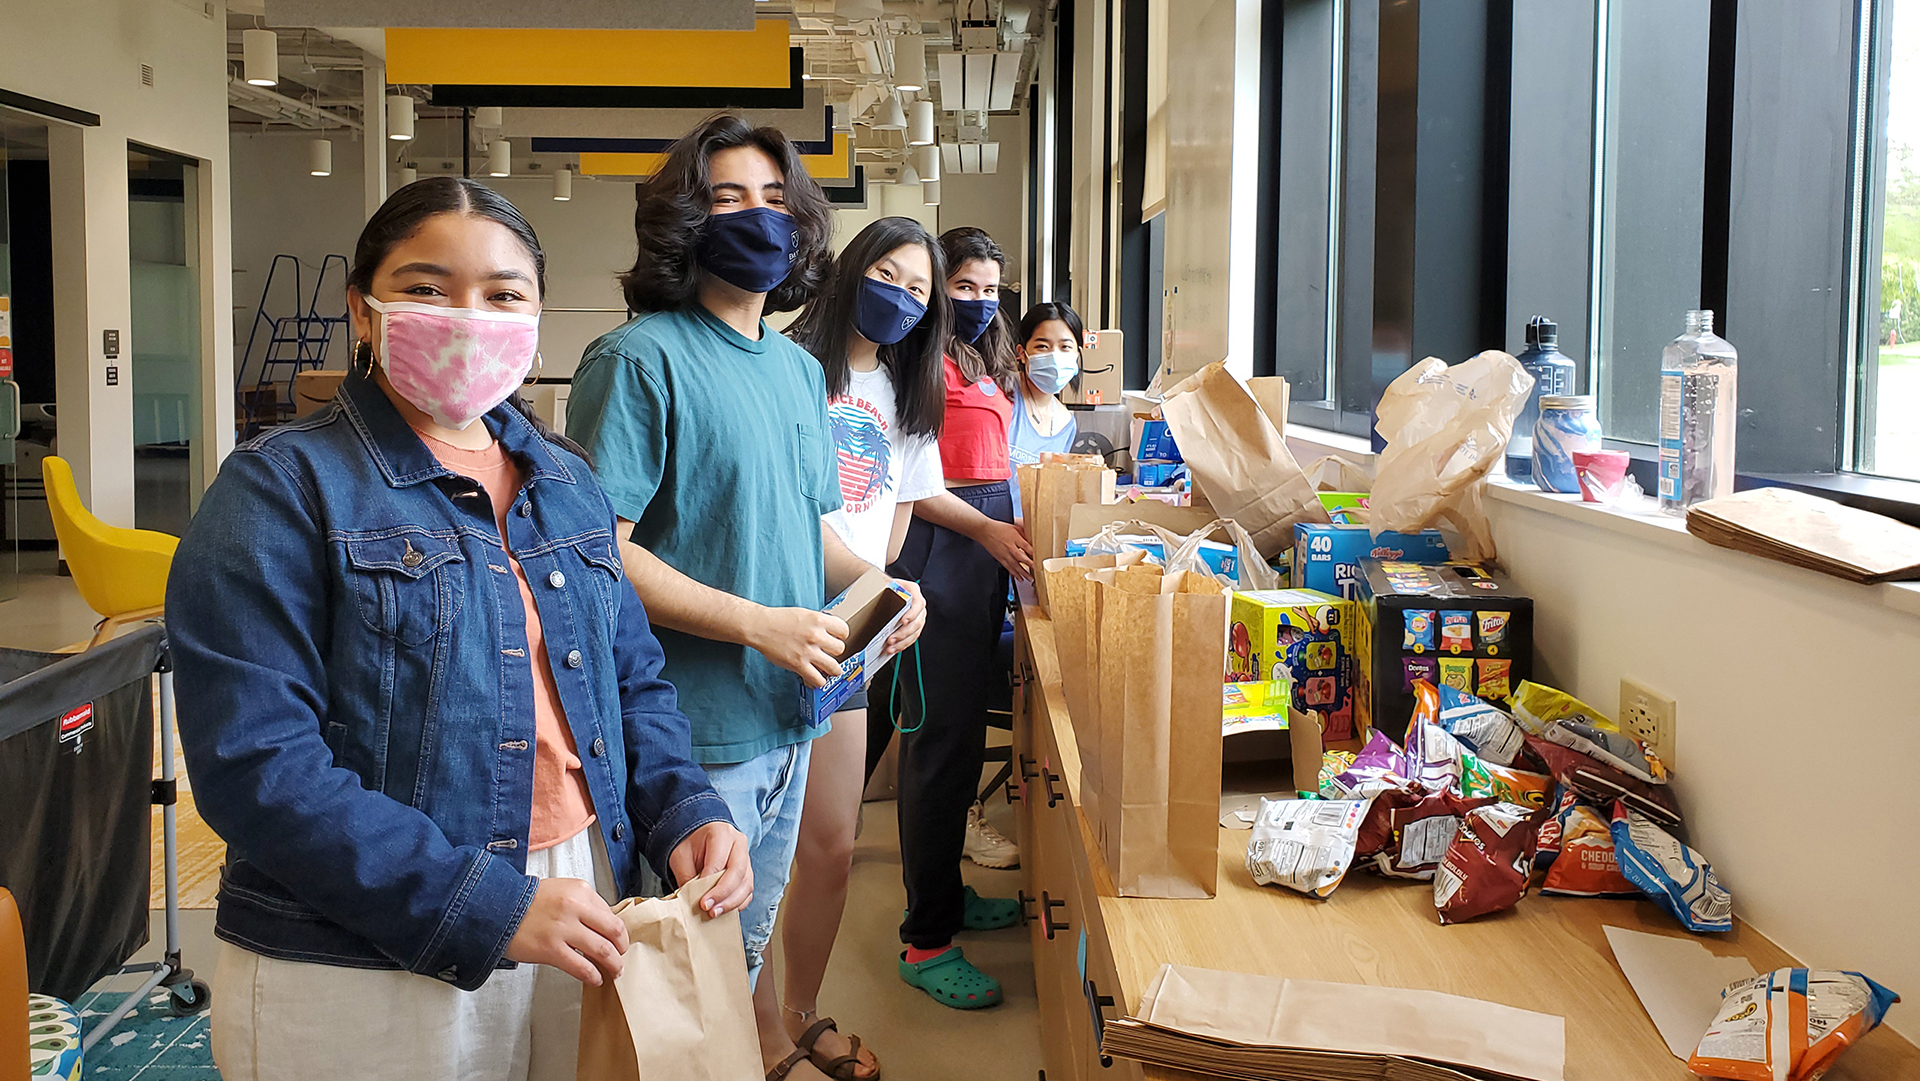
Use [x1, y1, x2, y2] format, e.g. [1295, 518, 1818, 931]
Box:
[781, 216, 951, 1079]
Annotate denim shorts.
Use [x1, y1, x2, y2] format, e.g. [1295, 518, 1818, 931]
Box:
[702, 739, 813, 989]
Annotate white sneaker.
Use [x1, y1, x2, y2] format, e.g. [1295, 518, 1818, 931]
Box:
[964, 802, 1020, 869]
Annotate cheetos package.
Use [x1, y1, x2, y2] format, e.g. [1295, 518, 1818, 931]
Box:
[1688, 969, 1899, 1081]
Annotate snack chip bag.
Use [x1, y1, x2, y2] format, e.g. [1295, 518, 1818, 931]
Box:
[1440, 611, 1473, 654]
[1404, 610, 1436, 653]
[1527, 736, 1684, 828]
[1325, 731, 1415, 799]
[1431, 682, 1526, 764]
[1688, 969, 1900, 1081]
[1539, 802, 1637, 896]
[1510, 680, 1614, 735]
[1437, 656, 1475, 692]
[1460, 756, 1553, 810]
[1610, 801, 1732, 933]
[1533, 785, 1580, 869]
[1404, 711, 1478, 791]
[1476, 658, 1513, 699]
[1317, 749, 1359, 797]
[1433, 802, 1540, 925]
[1543, 717, 1668, 784]
[1403, 656, 1438, 690]
[1371, 789, 1495, 880]
[1354, 782, 1428, 860]
[1475, 610, 1508, 649]
[1248, 797, 1370, 898]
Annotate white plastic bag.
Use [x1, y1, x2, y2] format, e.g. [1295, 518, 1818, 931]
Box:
[1370, 352, 1533, 562]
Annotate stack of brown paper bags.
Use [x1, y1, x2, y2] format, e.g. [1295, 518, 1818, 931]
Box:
[1685, 487, 1920, 583]
[1099, 964, 1565, 1081]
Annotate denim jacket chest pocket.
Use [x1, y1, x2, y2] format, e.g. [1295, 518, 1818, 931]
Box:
[343, 530, 467, 646]
[567, 533, 625, 634]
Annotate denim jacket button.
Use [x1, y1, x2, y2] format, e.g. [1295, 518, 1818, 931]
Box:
[517, 501, 531, 518]
[591, 737, 606, 757]
[548, 570, 566, 589]
[612, 822, 627, 842]
[565, 649, 582, 669]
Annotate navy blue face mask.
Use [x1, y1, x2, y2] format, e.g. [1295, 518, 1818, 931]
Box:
[853, 277, 927, 345]
[950, 296, 999, 343]
[697, 206, 800, 294]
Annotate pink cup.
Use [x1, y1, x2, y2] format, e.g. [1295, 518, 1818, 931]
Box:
[1572, 450, 1632, 503]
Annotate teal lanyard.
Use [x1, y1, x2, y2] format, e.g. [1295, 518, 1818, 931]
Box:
[890, 640, 926, 734]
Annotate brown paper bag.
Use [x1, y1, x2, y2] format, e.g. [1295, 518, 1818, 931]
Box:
[1089, 567, 1226, 898]
[1160, 362, 1329, 559]
[1030, 459, 1117, 611]
[1041, 549, 1151, 830]
[577, 874, 759, 1081]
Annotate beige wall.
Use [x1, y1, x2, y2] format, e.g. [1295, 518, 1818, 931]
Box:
[1, 0, 234, 525]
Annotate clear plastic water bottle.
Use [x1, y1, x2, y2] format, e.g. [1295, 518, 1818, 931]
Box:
[1508, 316, 1578, 476]
[1658, 310, 1738, 515]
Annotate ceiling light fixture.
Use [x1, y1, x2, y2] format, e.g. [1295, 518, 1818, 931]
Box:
[398, 164, 418, 186]
[922, 178, 941, 206]
[242, 28, 278, 86]
[475, 106, 504, 129]
[554, 167, 573, 201]
[874, 93, 907, 131]
[308, 138, 332, 177]
[894, 34, 927, 92]
[908, 101, 936, 146]
[899, 163, 921, 186]
[387, 94, 414, 141]
[487, 139, 511, 177]
[912, 143, 941, 182]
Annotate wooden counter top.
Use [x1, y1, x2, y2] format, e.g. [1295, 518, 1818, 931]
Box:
[1015, 593, 1920, 1081]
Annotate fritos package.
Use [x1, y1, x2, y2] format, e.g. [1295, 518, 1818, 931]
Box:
[1247, 798, 1370, 898]
[1433, 802, 1541, 925]
[1610, 801, 1733, 933]
[1539, 802, 1636, 897]
[1688, 969, 1900, 1081]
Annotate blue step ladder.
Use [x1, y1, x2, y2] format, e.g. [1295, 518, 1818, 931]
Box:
[236, 254, 350, 437]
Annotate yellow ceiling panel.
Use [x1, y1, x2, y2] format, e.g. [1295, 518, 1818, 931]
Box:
[385, 21, 791, 87]
[580, 133, 852, 180]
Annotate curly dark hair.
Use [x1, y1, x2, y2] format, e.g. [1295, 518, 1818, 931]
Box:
[938, 227, 1019, 394]
[619, 114, 834, 315]
[789, 216, 950, 438]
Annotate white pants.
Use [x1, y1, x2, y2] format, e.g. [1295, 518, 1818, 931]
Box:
[212, 828, 614, 1081]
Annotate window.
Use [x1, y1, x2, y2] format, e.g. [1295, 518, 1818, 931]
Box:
[1864, 0, 1920, 480]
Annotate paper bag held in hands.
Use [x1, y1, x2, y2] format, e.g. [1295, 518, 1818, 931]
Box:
[1370, 351, 1533, 563]
[577, 874, 760, 1081]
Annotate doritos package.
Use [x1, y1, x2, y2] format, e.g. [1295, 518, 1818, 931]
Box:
[1433, 802, 1541, 925]
[1318, 749, 1358, 796]
[1248, 798, 1370, 898]
[1426, 682, 1526, 765]
[1324, 730, 1412, 799]
[1371, 789, 1496, 880]
[1688, 969, 1900, 1081]
[1403, 656, 1438, 690]
[1527, 736, 1683, 828]
[1440, 611, 1473, 653]
[1538, 802, 1636, 896]
[1611, 802, 1733, 933]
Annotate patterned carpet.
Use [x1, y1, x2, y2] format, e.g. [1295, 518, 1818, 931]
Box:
[72, 985, 219, 1080]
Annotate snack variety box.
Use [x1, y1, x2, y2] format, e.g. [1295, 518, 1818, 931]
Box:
[1352, 560, 1534, 743]
[1225, 589, 1359, 743]
[804, 571, 912, 725]
[1293, 523, 1450, 600]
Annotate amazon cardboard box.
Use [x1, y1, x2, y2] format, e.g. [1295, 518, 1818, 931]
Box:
[805, 570, 912, 726]
[293, 370, 349, 417]
[1062, 329, 1124, 405]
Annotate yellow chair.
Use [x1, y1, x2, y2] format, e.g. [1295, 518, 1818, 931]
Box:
[41, 456, 177, 648]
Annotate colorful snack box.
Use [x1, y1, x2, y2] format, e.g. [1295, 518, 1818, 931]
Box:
[1476, 658, 1513, 699]
[1293, 523, 1450, 600]
[1403, 610, 1436, 653]
[1133, 417, 1182, 462]
[1440, 611, 1473, 653]
[1226, 589, 1358, 743]
[1437, 657, 1474, 693]
[1316, 492, 1371, 525]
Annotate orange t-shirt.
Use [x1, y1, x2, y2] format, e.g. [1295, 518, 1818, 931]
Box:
[418, 431, 595, 851]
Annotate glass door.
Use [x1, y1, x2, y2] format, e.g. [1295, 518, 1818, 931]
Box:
[0, 109, 54, 601]
[128, 144, 200, 538]
[0, 123, 17, 602]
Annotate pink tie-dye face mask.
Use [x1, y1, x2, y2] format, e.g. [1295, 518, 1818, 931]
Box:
[365, 297, 540, 430]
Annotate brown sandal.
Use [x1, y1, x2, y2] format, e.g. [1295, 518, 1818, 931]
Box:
[795, 1017, 881, 1081]
[767, 1046, 813, 1081]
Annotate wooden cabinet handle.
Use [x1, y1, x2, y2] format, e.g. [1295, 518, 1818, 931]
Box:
[1019, 753, 1039, 781]
[1004, 776, 1022, 804]
[1041, 767, 1063, 808]
[1085, 979, 1117, 1068]
[1017, 890, 1038, 924]
[1041, 891, 1070, 940]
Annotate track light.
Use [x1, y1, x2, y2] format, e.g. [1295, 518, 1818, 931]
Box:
[922, 178, 941, 206]
[308, 138, 332, 177]
[475, 106, 503, 129]
[387, 94, 414, 141]
[899, 163, 921, 186]
[486, 139, 511, 177]
[243, 29, 278, 86]
[912, 143, 941, 182]
[908, 101, 936, 146]
[894, 34, 927, 92]
[554, 167, 573, 201]
[874, 93, 907, 131]
[398, 165, 418, 186]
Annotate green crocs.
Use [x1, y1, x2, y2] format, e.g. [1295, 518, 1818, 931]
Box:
[962, 886, 1021, 930]
[898, 946, 1004, 1010]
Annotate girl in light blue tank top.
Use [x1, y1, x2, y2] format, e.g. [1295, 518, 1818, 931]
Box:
[1006, 302, 1086, 514]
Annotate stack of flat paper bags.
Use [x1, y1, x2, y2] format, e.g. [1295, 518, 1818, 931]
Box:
[1685, 487, 1920, 583]
[1099, 964, 1565, 1081]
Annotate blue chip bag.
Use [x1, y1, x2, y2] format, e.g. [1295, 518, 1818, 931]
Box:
[1609, 801, 1733, 933]
[1404, 610, 1436, 653]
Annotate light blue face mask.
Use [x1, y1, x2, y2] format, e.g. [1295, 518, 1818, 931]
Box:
[1024, 348, 1080, 395]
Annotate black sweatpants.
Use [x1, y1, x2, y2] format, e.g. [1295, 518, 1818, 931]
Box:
[875, 481, 1011, 949]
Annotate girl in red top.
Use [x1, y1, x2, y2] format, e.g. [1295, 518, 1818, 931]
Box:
[868, 228, 1033, 1011]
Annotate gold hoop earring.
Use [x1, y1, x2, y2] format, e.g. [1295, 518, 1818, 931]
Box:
[523, 351, 544, 386]
[350, 340, 375, 377]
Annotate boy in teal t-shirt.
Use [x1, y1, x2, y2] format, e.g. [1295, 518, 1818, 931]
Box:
[565, 115, 924, 1078]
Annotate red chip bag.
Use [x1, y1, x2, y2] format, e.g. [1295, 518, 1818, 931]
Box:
[1526, 735, 1682, 828]
[1371, 789, 1496, 880]
[1539, 803, 1637, 897]
[1434, 803, 1541, 925]
[1354, 783, 1427, 861]
[1533, 786, 1580, 869]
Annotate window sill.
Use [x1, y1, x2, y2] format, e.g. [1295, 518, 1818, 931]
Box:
[1485, 478, 1920, 620]
[1284, 424, 1376, 468]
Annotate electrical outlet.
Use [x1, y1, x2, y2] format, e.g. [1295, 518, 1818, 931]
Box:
[1619, 678, 1677, 771]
